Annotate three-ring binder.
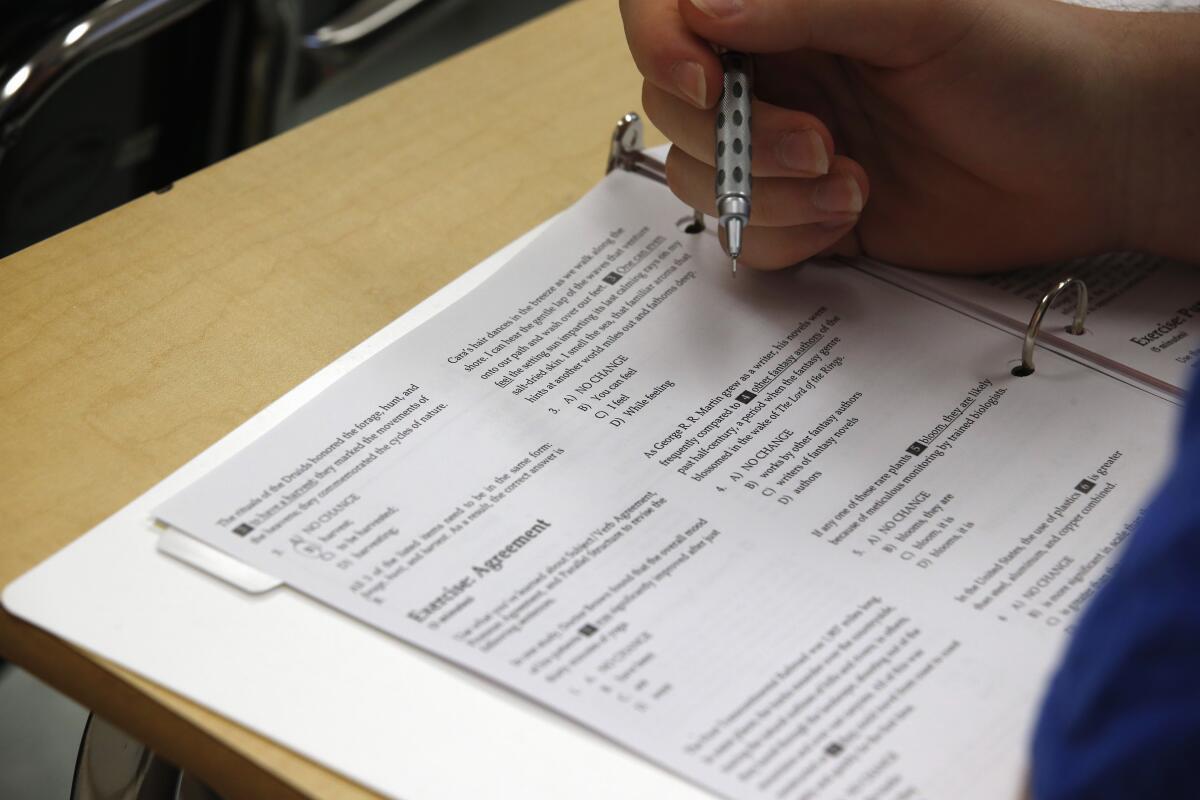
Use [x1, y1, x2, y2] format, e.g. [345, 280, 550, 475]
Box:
[607, 113, 706, 234]
[1016, 277, 1089, 376]
[605, 111, 1091, 378]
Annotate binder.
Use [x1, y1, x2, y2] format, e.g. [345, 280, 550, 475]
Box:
[137, 114, 1185, 800]
[157, 111, 1187, 595]
[4, 109, 1191, 800]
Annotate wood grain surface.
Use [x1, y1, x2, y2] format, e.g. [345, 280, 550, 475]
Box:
[0, 1, 663, 796]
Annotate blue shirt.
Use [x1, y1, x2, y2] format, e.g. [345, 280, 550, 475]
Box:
[1033, 376, 1200, 798]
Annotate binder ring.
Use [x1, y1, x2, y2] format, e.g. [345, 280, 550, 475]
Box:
[607, 112, 705, 234]
[1013, 277, 1089, 376]
[606, 112, 666, 184]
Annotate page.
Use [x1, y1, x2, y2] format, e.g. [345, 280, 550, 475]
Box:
[156, 171, 1176, 800]
[863, 253, 1200, 394]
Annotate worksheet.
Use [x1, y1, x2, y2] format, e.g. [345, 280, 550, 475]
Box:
[157, 171, 1176, 800]
[866, 253, 1200, 394]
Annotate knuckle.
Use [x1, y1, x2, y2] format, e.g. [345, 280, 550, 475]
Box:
[641, 82, 672, 127]
[761, 180, 807, 224]
[641, 81, 660, 117]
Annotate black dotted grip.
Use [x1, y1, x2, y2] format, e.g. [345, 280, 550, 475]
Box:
[715, 52, 752, 199]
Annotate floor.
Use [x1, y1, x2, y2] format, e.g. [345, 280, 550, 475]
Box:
[0, 2, 569, 797]
[0, 664, 89, 800]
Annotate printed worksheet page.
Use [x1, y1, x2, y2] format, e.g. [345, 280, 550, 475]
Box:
[157, 171, 1177, 800]
[865, 253, 1200, 393]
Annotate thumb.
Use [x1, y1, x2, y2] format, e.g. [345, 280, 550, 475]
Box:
[680, 0, 991, 67]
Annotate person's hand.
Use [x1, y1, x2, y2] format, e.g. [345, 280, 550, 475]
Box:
[620, 0, 1169, 272]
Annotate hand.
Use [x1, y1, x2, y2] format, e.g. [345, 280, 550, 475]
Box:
[620, 0, 1160, 272]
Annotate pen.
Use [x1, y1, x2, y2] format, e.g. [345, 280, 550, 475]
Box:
[715, 51, 752, 277]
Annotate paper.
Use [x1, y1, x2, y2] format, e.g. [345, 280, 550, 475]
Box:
[866, 253, 1200, 395]
[156, 171, 1175, 799]
[3, 220, 708, 800]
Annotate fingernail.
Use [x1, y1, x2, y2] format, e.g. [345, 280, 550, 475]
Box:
[777, 130, 829, 176]
[671, 61, 707, 108]
[813, 174, 864, 215]
[689, 0, 745, 17]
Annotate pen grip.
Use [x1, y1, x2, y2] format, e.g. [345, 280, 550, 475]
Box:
[715, 51, 752, 207]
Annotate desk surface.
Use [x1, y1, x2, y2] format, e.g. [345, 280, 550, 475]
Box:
[0, 1, 663, 796]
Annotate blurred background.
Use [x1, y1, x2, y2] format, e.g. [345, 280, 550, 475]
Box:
[0, 1, 568, 796]
[0, 0, 570, 259]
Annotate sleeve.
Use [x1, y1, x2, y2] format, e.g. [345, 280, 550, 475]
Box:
[1032, 378, 1200, 799]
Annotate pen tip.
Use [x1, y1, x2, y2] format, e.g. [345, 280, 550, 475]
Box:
[732, 257, 738, 277]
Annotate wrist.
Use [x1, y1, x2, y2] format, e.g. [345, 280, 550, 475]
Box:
[1000, 0, 1156, 261]
[1101, 10, 1200, 260]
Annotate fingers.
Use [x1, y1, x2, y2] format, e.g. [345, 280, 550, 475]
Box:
[619, 0, 723, 108]
[722, 220, 860, 270]
[643, 81, 834, 178]
[665, 144, 868, 269]
[680, 0, 991, 68]
[666, 147, 868, 227]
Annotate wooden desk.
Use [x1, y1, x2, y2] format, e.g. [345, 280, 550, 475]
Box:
[0, 2, 662, 796]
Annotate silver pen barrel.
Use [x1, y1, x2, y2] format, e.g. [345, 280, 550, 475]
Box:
[715, 51, 752, 275]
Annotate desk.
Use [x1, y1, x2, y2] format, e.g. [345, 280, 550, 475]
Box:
[0, 2, 662, 796]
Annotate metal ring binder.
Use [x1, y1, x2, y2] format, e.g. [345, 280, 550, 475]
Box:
[607, 113, 667, 184]
[1015, 277, 1089, 376]
[607, 113, 704, 234]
